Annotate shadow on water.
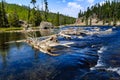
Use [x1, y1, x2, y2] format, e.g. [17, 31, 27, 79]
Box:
[0, 27, 120, 80]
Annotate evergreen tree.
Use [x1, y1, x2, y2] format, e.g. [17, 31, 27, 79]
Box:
[78, 0, 120, 26]
[63, 16, 66, 25]
[30, 0, 42, 26]
[56, 12, 60, 26]
[29, 8, 36, 26]
[34, 8, 42, 26]
[30, 0, 36, 8]
[54, 12, 59, 26]
[78, 10, 82, 18]
[1, 0, 9, 27]
[0, 4, 3, 27]
[30, 8, 42, 26]
[27, 5, 31, 24]
[8, 10, 20, 27]
[44, 0, 49, 21]
[85, 7, 90, 26]
[0, 1, 76, 27]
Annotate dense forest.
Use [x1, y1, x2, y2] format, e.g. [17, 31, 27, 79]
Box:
[78, 0, 120, 26]
[0, 0, 76, 28]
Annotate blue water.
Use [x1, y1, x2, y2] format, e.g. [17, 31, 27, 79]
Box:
[0, 26, 120, 80]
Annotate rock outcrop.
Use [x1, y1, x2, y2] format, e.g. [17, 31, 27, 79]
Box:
[40, 21, 54, 29]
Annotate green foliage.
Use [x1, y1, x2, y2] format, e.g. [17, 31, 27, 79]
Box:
[78, 10, 83, 18]
[54, 12, 60, 26]
[29, 8, 42, 26]
[30, 0, 36, 8]
[44, 0, 49, 21]
[8, 10, 20, 27]
[0, 4, 3, 27]
[0, 27, 22, 32]
[0, 2, 76, 27]
[78, 0, 120, 26]
[0, 0, 9, 27]
[5, 3, 29, 21]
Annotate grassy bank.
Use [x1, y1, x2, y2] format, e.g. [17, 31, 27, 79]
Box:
[0, 27, 23, 32]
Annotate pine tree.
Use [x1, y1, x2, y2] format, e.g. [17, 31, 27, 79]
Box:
[0, 4, 3, 27]
[1, 0, 9, 27]
[53, 12, 60, 26]
[29, 8, 36, 26]
[63, 16, 66, 25]
[78, 10, 82, 18]
[30, 8, 42, 26]
[55, 12, 60, 26]
[44, 0, 49, 21]
[78, 0, 120, 26]
[27, 5, 31, 24]
[30, 0, 41, 26]
[30, 0, 36, 8]
[85, 7, 90, 26]
[8, 10, 20, 27]
[34, 8, 42, 26]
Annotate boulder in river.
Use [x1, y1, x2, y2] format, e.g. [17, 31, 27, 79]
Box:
[39, 21, 54, 29]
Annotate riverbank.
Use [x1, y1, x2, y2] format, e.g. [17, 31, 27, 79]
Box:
[65, 24, 120, 27]
[0, 27, 41, 33]
[0, 27, 23, 33]
[74, 18, 120, 27]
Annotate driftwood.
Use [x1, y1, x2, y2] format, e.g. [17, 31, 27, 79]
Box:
[26, 34, 72, 56]
[26, 35, 58, 56]
[25, 28, 83, 56]
[25, 34, 75, 56]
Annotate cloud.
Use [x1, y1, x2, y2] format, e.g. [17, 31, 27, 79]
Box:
[68, 2, 83, 9]
[62, 7, 79, 17]
[87, 0, 94, 4]
[59, 2, 84, 17]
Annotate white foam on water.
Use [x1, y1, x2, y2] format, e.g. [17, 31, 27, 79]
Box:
[112, 27, 116, 29]
[106, 67, 120, 75]
[97, 46, 107, 53]
[96, 46, 107, 66]
[90, 46, 108, 70]
[90, 67, 120, 76]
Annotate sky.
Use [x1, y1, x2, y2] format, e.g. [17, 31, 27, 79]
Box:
[5, 0, 112, 18]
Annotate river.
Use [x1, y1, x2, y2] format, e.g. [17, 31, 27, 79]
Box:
[0, 26, 120, 80]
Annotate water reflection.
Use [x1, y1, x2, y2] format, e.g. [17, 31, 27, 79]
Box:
[0, 29, 55, 70]
[0, 33, 10, 68]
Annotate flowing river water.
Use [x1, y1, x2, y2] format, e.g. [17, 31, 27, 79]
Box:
[0, 26, 120, 80]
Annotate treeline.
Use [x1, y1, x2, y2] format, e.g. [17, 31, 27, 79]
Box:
[78, 0, 120, 26]
[0, 0, 9, 27]
[0, 0, 76, 28]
